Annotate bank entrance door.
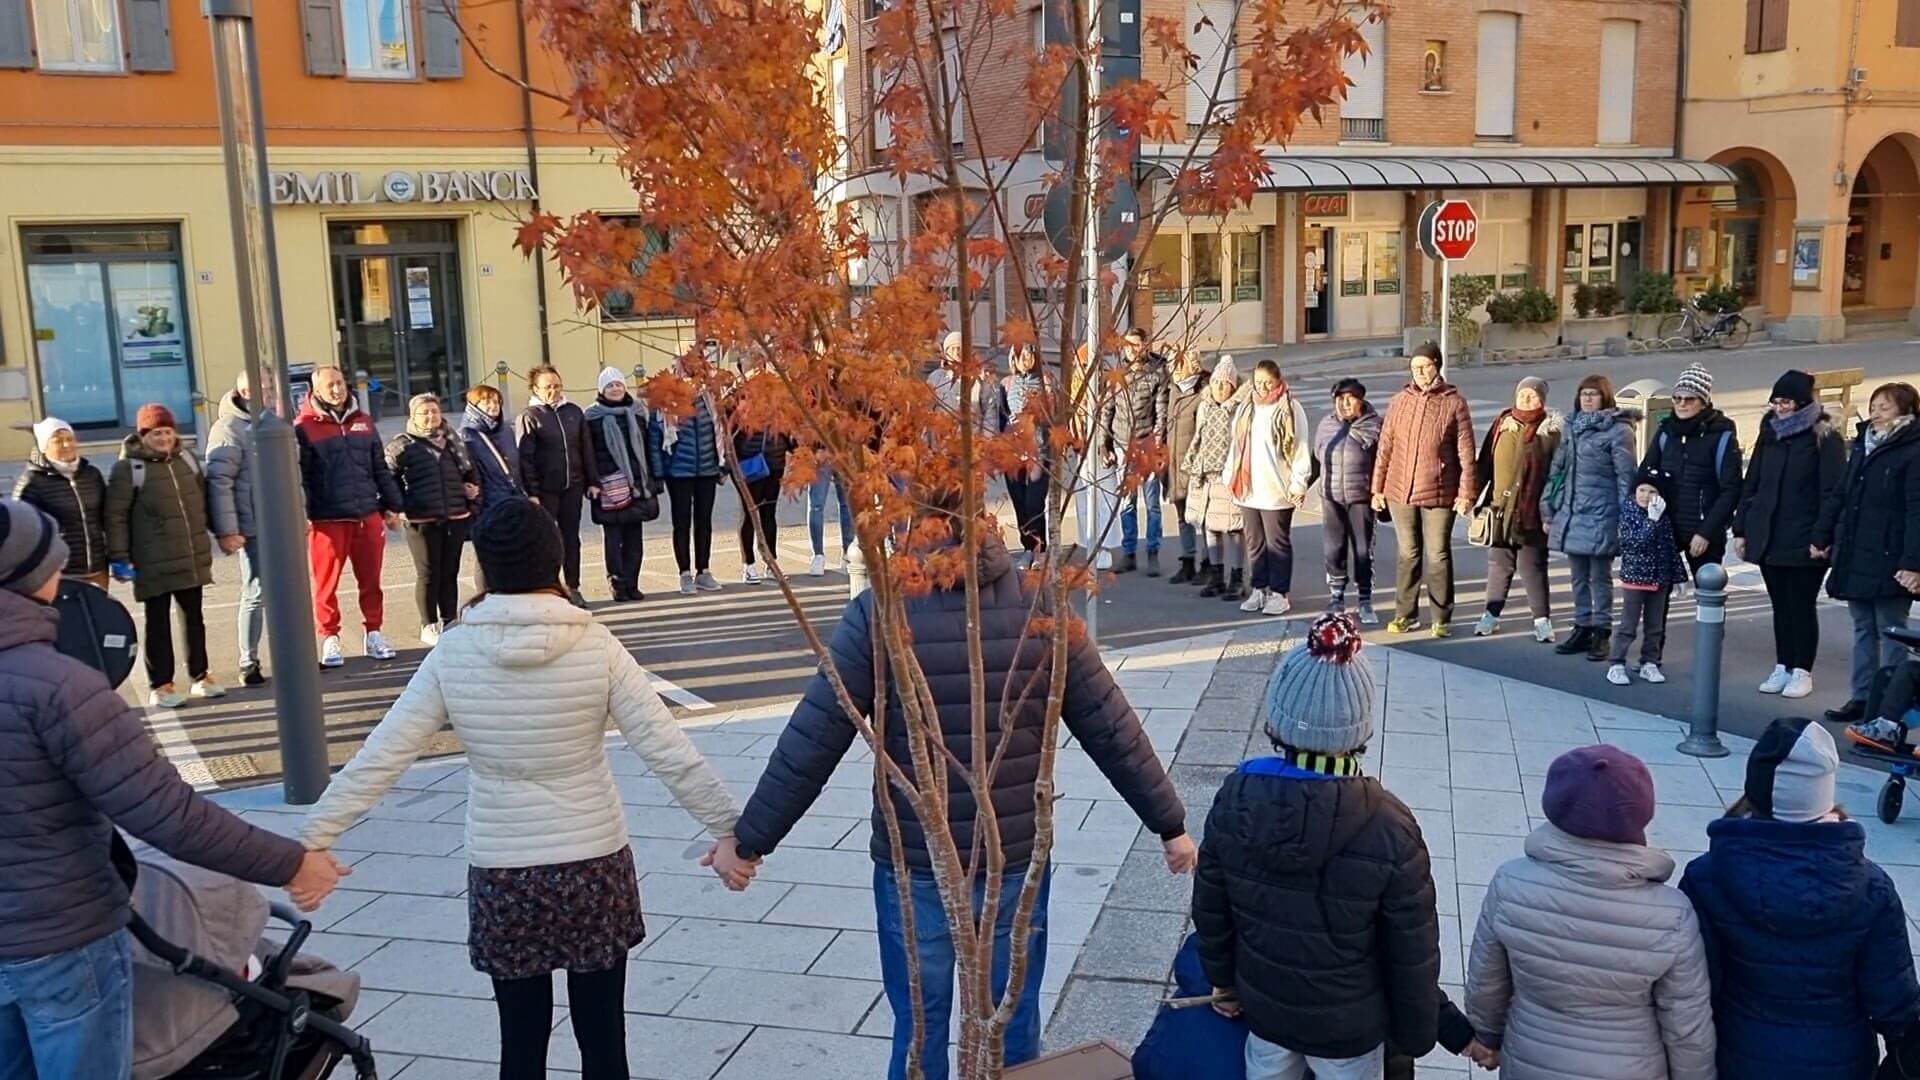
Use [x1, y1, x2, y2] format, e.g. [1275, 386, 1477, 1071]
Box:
[329, 221, 466, 418]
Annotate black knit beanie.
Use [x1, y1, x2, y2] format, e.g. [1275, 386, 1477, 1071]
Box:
[472, 498, 563, 594]
[1771, 370, 1815, 408]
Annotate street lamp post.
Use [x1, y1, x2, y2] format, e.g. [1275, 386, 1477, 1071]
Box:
[204, 0, 332, 803]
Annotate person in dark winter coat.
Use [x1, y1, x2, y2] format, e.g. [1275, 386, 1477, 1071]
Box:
[1640, 362, 1743, 571]
[728, 521, 1191, 1080]
[1194, 613, 1441, 1080]
[1001, 344, 1057, 559]
[1104, 329, 1171, 575]
[730, 359, 794, 585]
[386, 394, 479, 643]
[204, 372, 269, 686]
[13, 416, 108, 587]
[296, 366, 403, 668]
[0, 498, 343, 1080]
[1606, 475, 1691, 686]
[459, 384, 524, 596]
[1543, 374, 1638, 661]
[1372, 342, 1477, 636]
[1735, 369, 1848, 701]
[1315, 379, 1383, 624]
[1165, 347, 1211, 583]
[648, 357, 725, 594]
[585, 367, 657, 603]
[106, 405, 220, 707]
[1819, 382, 1920, 732]
[519, 364, 593, 608]
[1474, 376, 1561, 643]
[1681, 718, 1920, 1080]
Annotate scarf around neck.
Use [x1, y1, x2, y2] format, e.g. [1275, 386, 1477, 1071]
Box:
[1568, 407, 1614, 437]
[1768, 402, 1823, 441]
[1867, 414, 1914, 455]
[47, 456, 80, 478]
[1229, 387, 1295, 501]
[1507, 405, 1547, 442]
[464, 402, 499, 433]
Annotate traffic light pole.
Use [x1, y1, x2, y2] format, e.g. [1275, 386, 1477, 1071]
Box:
[205, 0, 332, 804]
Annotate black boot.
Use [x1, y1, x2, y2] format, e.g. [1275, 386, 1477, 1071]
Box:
[1827, 699, 1868, 723]
[1554, 626, 1594, 655]
[1119, 551, 1137, 573]
[1198, 564, 1225, 597]
[1170, 557, 1196, 585]
[1219, 569, 1245, 601]
[1586, 629, 1612, 661]
[1191, 559, 1212, 585]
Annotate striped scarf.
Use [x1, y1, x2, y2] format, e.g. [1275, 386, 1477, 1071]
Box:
[1283, 746, 1362, 777]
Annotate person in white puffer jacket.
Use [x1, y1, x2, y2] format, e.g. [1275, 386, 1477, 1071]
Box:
[299, 497, 753, 1080]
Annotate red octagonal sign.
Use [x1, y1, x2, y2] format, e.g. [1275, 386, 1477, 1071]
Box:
[1418, 199, 1479, 261]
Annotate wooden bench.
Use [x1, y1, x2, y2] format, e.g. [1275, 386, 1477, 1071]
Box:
[1812, 367, 1866, 432]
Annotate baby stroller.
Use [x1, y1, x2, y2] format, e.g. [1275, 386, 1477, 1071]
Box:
[1845, 625, 1920, 823]
[120, 837, 379, 1080]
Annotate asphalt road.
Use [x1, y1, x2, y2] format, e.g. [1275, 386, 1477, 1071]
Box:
[121, 332, 1920, 789]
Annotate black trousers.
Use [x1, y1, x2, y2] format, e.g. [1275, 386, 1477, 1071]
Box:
[738, 476, 782, 565]
[1242, 507, 1294, 593]
[1485, 541, 1550, 619]
[404, 519, 469, 626]
[666, 476, 718, 573]
[1321, 498, 1375, 597]
[1611, 585, 1672, 666]
[1389, 503, 1458, 624]
[1761, 562, 1827, 671]
[536, 488, 585, 589]
[1006, 471, 1049, 552]
[603, 522, 645, 594]
[493, 966, 628, 1080]
[143, 586, 208, 690]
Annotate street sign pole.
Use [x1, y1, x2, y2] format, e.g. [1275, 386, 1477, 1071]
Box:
[1082, 0, 1102, 646]
[1419, 199, 1480, 360]
[1440, 254, 1450, 359]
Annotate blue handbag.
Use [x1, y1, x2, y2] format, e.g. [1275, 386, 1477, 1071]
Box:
[738, 453, 771, 482]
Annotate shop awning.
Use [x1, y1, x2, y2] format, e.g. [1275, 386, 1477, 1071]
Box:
[1237, 155, 1739, 191]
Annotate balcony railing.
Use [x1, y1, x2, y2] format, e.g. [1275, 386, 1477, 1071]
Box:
[1341, 117, 1386, 142]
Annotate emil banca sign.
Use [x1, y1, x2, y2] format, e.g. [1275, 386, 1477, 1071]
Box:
[270, 169, 539, 206]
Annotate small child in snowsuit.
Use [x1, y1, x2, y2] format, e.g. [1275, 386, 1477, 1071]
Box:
[1607, 474, 1689, 686]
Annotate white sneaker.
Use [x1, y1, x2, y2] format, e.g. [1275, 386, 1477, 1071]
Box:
[365, 630, 397, 661]
[1239, 587, 1268, 613]
[694, 571, 723, 592]
[1783, 668, 1814, 699]
[148, 684, 186, 708]
[810, 553, 827, 577]
[319, 635, 345, 669]
[1533, 617, 1554, 643]
[1639, 662, 1666, 684]
[1262, 592, 1292, 617]
[420, 622, 441, 647]
[741, 564, 766, 584]
[189, 677, 227, 699]
[1607, 664, 1631, 686]
[680, 571, 696, 595]
[1473, 612, 1499, 637]
[1758, 664, 1791, 694]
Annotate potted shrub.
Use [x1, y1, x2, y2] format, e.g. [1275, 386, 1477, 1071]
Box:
[1484, 286, 1561, 350]
[1565, 280, 1631, 346]
[1405, 273, 1495, 358]
[1629, 272, 1682, 338]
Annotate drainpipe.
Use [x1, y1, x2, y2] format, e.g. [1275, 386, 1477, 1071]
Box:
[514, 0, 553, 366]
[1668, 0, 1689, 277]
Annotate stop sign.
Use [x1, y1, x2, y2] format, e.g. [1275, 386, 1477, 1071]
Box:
[1418, 200, 1479, 261]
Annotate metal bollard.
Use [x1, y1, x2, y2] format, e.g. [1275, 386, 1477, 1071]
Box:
[494, 360, 513, 431]
[353, 368, 370, 417]
[846, 542, 868, 598]
[1678, 562, 1731, 758]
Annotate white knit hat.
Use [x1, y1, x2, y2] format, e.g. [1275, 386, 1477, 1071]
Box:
[1213, 355, 1240, 384]
[597, 366, 626, 395]
[1264, 614, 1375, 754]
[1673, 362, 1714, 404]
[31, 417, 72, 452]
[1745, 718, 1839, 823]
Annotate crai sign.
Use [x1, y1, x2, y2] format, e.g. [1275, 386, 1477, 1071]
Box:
[271, 169, 539, 206]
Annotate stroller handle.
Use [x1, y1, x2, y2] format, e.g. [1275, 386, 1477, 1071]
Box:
[268, 901, 306, 928]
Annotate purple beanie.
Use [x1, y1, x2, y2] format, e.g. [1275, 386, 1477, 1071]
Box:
[1541, 745, 1656, 845]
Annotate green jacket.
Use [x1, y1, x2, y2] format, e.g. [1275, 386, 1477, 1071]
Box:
[105, 435, 213, 601]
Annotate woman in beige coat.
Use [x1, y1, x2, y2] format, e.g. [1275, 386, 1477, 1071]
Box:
[1466, 745, 1715, 1080]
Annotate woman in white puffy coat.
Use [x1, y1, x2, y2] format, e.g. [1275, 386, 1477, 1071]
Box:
[300, 498, 749, 1080]
[1466, 745, 1716, 1080]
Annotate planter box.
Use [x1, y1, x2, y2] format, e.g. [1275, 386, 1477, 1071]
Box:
[1006, 1041, 1133, 1079]
[1484, 322, 1559, 351]
[1564, 314, 1630, 346]
[1628, 313, 1672, 339]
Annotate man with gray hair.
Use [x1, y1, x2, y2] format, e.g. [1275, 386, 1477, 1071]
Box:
[204, 370, 267, 686]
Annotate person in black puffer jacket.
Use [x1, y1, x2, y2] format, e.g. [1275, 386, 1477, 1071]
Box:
[1818, 382, 1920, 730]
[728, 512, 1189, 1079]
[1734, 369, 1847, 701]
[729, 360, 793, 585]
[13, 417, 108, 586]
[1193, 613, 1441, 1077]
[386, 394, 478, 641]
[1639, 362, 1743, 572]
[519, 364, 593, 606]
[584, 367, 657, 603]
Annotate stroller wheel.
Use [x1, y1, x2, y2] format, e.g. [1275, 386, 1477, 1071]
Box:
[1880, 777, 1906, 825]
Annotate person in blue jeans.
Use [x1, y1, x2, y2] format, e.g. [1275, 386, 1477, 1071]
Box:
[1104, 330, 1169, 574]
[721, 503, 1191, 1079]
[808, 468, 853, 576]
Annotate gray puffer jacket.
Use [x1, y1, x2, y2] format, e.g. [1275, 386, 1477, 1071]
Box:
[203, 391, 256, 539]
[1543, 409, 1638, 557]
[0, 588, 304, 960]
[1467, 825, 1716, 1080]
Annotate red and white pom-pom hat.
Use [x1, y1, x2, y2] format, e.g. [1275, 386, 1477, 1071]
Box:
[1262, 612, 1375, 754]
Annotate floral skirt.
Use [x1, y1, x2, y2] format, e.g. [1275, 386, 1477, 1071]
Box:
[466, 846, 645, 980]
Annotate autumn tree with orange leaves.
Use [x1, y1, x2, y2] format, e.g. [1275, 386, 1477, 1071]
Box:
[482, 0, 1370, 1073]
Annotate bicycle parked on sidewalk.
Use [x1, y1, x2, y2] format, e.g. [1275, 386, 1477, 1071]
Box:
[1657, 300, 1751, 350]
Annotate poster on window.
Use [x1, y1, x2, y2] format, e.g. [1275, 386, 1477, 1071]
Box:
[1370, 232, 1400, 295]
[115, 285, 186, 368]
[405, 267, 435, 329]
[1340, 234, 1367, 297]
[1588, 224, 1613, 268]
[1792, 228, 1822, 290]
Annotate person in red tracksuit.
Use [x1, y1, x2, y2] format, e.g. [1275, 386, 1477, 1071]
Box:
[295, 366, 404, 669]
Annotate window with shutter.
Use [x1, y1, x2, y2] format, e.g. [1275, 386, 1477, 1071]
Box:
[1340, 9, 1385, 141]
[871, 59, 896, 152]
[340, 0, 416, 78]
[1187, 0, 1236, 128]
[601, 221, 678, 321]
[423, 0, 461, 77]
[33, 0, 124, 71]
[1597, 19, 1636, 145]
[302, 0, 346, 75]
[1475, 11, 1518, 139]
[1747, 0, 1787, 53]
[1902, 0, 1920, 47]
[126, 0, 171, 72]
[0, 0, 33, 68]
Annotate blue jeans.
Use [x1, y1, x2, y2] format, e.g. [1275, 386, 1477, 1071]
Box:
[0, 930, 133, 1080]
[1120, 473, 1162, 555]
[237, 538, 264, 666]
[809, 471, 853, 558]
[874, 863, 1051, 1080]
